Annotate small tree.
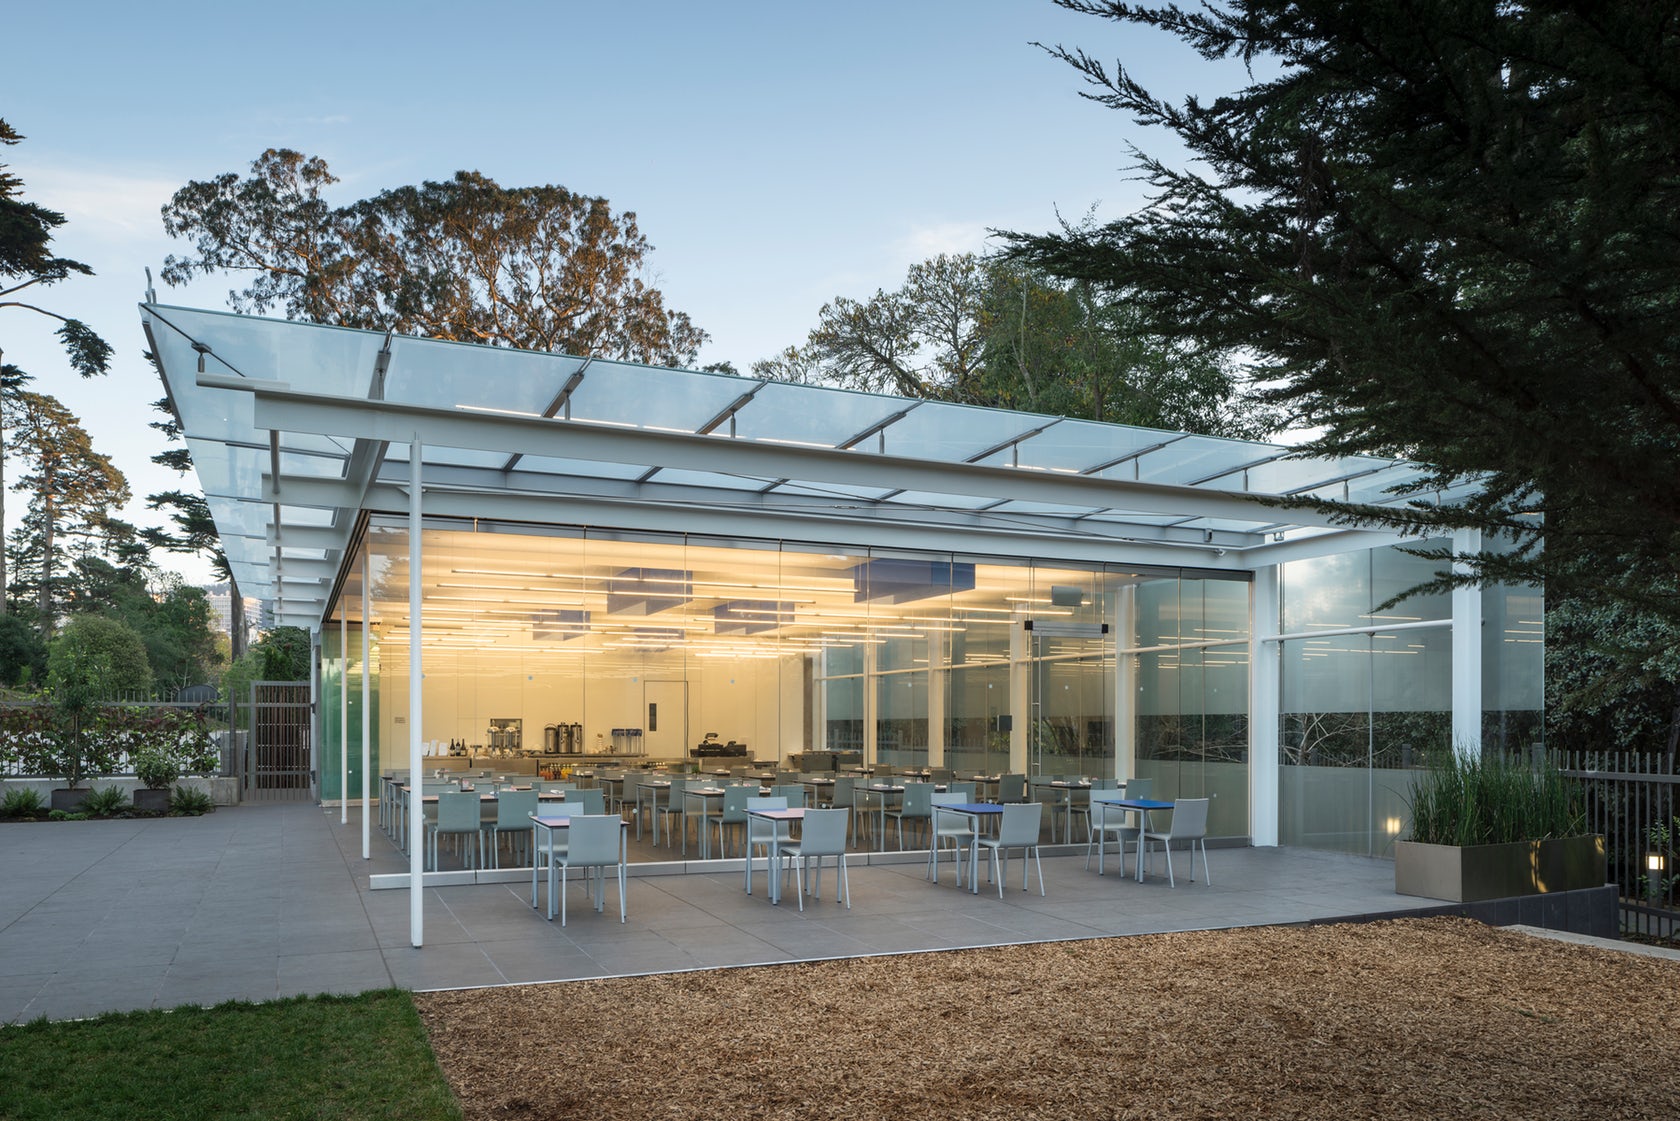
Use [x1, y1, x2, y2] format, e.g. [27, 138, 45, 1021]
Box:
[36, 616, 153, 788]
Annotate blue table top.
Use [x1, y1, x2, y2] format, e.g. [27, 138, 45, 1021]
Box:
[1095, 797, 1174, 810]
[936, 803, 1004, 815]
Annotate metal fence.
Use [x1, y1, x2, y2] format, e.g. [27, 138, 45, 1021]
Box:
[1553, 749, 1680, 942]
[239, 681, 313, 801]
[0, 698, 232, 779]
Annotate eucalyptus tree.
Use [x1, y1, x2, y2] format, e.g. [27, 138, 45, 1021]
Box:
[755, 251, 1272, 438]
[161, 150, 708, 366]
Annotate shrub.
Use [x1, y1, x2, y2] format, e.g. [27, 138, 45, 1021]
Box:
[170, 785, 215, 815]
[82, 785, 131, 816]
[1407, 751, 1585, 846]
[1, 787, 44, 817]
[134, 749, 182, 790]
[46, 809, 88, 821]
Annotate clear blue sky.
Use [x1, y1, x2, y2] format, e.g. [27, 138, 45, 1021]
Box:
[2, 0, 1220, 582]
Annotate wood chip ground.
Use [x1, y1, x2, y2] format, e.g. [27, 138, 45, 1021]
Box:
[413, 918, 1680, 1120]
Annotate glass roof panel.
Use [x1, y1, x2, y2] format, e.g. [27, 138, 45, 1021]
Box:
[384, 335, 580, 414]
[205, 495, 271, 539]
[150, 305, 383, 395]
[278, 448, 351, 478]
[884, 490, 1004, 511]
[984, 500, 1106, 517]
[278, 505, 337, 528]
[1238, 454, 1381, 495]
[565, 361, 753, 431]
[766, 480, 902, 502]
[1081, 510, 1200, 528]
[978, 419, 1174, 473]
[875, 401, 1043, 461]
[733, 382, 910, 447]
[506, 455, 651, 482]
[1126, 436, 1277, 486]
[643, 468, 774, 491]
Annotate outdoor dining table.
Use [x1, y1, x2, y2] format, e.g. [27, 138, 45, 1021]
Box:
[931, 803, 1005, 894]
[1093, 797, 1175, 881]
[744, 806, 806, 904]
[529, 814, 629, 920]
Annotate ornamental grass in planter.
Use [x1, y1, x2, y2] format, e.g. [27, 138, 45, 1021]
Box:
[1397, 751, 1604, 902]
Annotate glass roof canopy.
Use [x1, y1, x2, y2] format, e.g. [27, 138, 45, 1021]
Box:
[143, 303, 1472, 632]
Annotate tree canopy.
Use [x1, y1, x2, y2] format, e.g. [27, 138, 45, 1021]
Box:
[1007, 1, 1680, 639]
[0, 119, 112, 379]
[2, 388, 131, 628]
[161, 150, 709, 366]
[755, 251, 1272, 437]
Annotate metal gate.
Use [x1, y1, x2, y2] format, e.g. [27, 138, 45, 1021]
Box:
[244, 680, 313, 801]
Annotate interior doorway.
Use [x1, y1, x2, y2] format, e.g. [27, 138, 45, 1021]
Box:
[643, 679, 689, 758]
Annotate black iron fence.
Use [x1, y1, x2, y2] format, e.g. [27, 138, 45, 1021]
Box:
[1553, 749, 1680, 943]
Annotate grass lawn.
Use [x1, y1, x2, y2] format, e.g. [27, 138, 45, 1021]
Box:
[0, 989, 460, 1121]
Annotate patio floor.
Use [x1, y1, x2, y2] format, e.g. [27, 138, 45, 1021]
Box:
[1, 802, 1444, 1024]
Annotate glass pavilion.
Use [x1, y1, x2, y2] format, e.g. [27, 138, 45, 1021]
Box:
[146, 303, 1541, 867]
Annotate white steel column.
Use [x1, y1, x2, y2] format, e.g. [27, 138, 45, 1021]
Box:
[1112, 586, 1137, 783]
[408, 436, 425, 948]
[926, 632, 946, 768]
[862, 642, 878, 768]
[1451, 528, 1483, 759]
[1249, 567, 1281, 847]
[310, 633, 321, 801]
[361, 549, 371, 860]
[340, 610, 348, 824]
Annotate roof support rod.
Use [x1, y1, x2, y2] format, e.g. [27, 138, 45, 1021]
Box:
[638, 379, 769, 484]
[964, 418, 1063, 465]
[757, 401, 926, 496]
[502, 361, 591, 473]
[1079, 434, 1190, 477]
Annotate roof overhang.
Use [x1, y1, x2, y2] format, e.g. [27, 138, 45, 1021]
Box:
[144, 303, 1468, 632]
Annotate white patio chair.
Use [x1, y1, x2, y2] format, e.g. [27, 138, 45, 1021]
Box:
[1142, 797, 1211, 886]
[548, 814, 626, 925]
[976, 801, 1044, 897]
[927, 793, 974, 885]
[781, 807, 850, 911]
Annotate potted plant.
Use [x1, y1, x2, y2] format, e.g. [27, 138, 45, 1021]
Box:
[132, 749, 179, 813]
[1395, 750, 1605, 902]
[30, 685, 114, 812]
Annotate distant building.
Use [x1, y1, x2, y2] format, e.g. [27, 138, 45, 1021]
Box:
[205, 582, 261, 648]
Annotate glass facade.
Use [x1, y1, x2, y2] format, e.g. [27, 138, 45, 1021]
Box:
[1278, 540, 1456, 855]
[331, 520, 1252, 841]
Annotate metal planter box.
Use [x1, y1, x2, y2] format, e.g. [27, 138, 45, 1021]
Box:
[1395, 836, 1607, 902]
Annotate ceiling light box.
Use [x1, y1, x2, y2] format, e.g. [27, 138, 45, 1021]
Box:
[608, 568, 693, 615]
[852, 559, 975, 605]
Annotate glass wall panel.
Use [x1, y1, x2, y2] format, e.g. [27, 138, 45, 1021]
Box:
[356, 514, 1253, 858]
[1127, 574, 1250, 836]
[1483, 583, 1544, 753]
[1278, 540, 1454, 855]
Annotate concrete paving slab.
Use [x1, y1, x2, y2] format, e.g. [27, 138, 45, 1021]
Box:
[0, 801, 1520, 1022]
